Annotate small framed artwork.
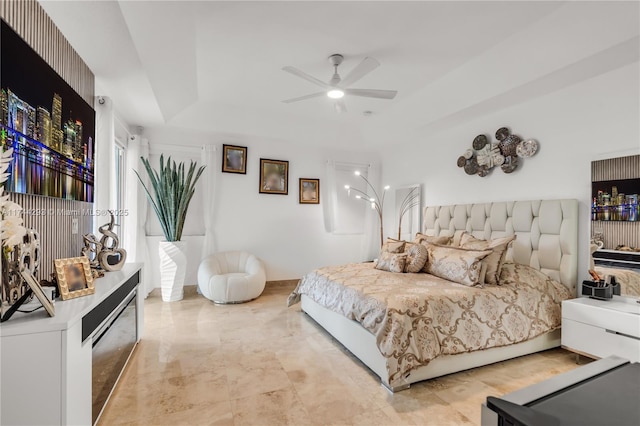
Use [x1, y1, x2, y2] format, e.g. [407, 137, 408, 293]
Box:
[259, 159, 289, 195]
[222, 144, 248, 174]
[299, 178, 320, 204]
[54, 256, 95, 300]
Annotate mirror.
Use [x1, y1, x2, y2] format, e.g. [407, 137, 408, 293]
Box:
[591, 154, 640, 298]
[395, 184, 421, 241]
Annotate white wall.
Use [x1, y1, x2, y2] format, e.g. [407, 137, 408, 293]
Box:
[380, 62, 640, 288]
[142, 128, 380, 284]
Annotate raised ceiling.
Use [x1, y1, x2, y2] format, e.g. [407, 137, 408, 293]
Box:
[39, 1, 639, 149]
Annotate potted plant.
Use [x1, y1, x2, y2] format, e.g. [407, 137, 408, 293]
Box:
[135, 155, 205, 302]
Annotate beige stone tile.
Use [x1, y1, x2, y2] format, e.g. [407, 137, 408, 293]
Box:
[102, 284, 583, 426]
[225, 355, 292, 400]
[230, 388, 310, 425]
[435, 380, 501, 425]
[380, 393, 475, 426]
[98, 377, 163, 424]
[144, 400, 234, 425]
[290, 371, 380, 424]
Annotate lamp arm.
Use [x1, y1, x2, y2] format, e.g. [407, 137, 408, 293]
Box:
[358, 174, 382, 205]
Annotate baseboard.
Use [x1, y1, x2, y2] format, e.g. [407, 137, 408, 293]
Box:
[265, 279, 299, 288]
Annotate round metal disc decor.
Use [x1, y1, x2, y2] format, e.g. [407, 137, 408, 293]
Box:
[495, 127, 510, 141]
[516, 139, 538, 158]
[472, 135, 488, 150]
[499, 134, 521, 157]
[463, 149, 474, 159]
[501, 156, 519, 173]
[464, 158, 479, 175]
[457, 156, 466, 167]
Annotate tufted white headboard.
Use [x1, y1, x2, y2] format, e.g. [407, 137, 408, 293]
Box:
[423, 199, 578, 291]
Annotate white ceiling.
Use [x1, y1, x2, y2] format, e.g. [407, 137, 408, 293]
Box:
[39, 1, 639, 150]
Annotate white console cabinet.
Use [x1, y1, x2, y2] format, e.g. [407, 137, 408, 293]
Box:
[562, 296, 640, 362]
[0, 264, 143, 426]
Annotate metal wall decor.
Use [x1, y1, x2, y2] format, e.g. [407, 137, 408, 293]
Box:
[457, 127, 539, 177]
[81, 212, 127, 273]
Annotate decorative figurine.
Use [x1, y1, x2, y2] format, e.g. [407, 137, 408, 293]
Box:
[81, 211, 127, 273]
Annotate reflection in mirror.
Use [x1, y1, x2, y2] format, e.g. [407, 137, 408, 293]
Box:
[591, 154, 640, 299]
[395, 185, 421, 241]
[593, 250, 640, 298]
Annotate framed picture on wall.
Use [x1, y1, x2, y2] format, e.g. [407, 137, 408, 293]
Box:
[299, 178, 320, 204]
[222, 144, 247, 174]
[259, 159, 288, 195]
[54, 256, 95, 300]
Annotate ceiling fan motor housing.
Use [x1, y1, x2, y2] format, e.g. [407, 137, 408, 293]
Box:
[328, 54, 344, 66]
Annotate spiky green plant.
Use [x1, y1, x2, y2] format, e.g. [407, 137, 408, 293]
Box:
[134, 155, 205, 242]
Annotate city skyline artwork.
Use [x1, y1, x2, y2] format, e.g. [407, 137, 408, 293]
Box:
[1, 19, 95, 202]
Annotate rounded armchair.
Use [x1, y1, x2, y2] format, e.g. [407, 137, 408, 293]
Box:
[197, 251, 266, 304]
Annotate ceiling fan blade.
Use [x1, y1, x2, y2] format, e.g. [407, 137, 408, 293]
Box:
[340, 57, 380, 87]
[334, 100, 347, 113]
[282, 92, 326, 103]
[345, 88, 397, 100]
[282, 66, 330, 89]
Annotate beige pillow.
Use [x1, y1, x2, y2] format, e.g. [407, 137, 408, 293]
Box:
[415, 233, 452, 246]
[422, 243, 492, 287]
[381, 238, 406, 254]
[460, 233, 516, 285]
[404, 243, 428, 273]
[375, 252, 407, 273]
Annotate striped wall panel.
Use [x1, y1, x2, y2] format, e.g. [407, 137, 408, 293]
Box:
[1, 0, 96, 281]
[10, 193, 93, 279]
[592, 154, 640, 182]
[591, 154, 640, 250]
[0, 0, 94, 104]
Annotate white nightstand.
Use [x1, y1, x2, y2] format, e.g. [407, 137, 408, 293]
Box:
[562, 296, 640, 362]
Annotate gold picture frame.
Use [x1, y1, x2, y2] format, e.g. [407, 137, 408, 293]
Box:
[54, 256, 95, 300]
[299, 178, 320, 204]
[259, 159, 289, 195]
[222, 144, 247, 174]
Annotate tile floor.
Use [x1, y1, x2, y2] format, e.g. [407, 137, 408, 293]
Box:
[98, 282, 587, 426]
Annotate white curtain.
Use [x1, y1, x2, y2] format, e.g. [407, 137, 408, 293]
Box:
[323, 160, 338, 233]
[362, 163, 379, 260]
[324, 160, 379, 261]
[201, 144, 217, 258]
[124, 136, 152, 296]
[94, 96, 115, 235]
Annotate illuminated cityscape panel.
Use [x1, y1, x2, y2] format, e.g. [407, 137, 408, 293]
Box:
[0, 20, 94, 202]
[592, 178, 640, 222]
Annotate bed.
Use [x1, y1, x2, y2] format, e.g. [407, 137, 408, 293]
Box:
[289, 199, 578, 391]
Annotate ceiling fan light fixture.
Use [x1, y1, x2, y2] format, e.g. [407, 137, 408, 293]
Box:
[327, 89, 345, 99]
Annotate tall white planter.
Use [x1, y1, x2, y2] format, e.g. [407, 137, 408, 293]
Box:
[158, 241, 187, 302]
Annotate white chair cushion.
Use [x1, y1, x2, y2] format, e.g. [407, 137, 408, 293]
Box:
[197, 251, 266, 303]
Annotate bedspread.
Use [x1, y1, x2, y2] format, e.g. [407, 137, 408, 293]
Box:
[288, 262, 571, 387]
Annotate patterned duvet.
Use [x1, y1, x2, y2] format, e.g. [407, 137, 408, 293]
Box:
[288, 262, 571, 387]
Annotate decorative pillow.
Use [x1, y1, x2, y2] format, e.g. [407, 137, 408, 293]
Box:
[422, 244, 492, 287]
[415, 233, 452, 246]
[404, 243, 428, 273]
[460, 233, 516, 285]
[375, 252, 407, 273]
[381, 238, 406, 254]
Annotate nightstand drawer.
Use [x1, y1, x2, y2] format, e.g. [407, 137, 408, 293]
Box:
[562, 299, 640, 339]
[562, 318, 640, 362]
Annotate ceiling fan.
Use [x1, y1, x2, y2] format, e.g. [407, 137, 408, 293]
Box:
[281, 54, 397, 113]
